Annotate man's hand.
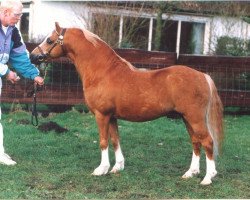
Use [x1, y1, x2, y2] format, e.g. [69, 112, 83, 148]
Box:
[34, 76, 44, 86]
[6, 71, 20, 84]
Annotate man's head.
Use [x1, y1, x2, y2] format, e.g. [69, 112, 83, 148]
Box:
[0, 0, 23, 27]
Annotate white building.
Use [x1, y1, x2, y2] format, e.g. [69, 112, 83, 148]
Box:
[20, 0, 250, 56]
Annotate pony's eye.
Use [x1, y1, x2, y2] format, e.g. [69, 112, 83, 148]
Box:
[46, 37, 54, 45]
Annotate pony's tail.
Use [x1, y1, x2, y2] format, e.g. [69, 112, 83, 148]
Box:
[204, 74, 224, 157]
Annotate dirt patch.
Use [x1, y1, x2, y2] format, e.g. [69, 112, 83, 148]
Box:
[38, 121, 68, 134]
[17, 119, 30, 125]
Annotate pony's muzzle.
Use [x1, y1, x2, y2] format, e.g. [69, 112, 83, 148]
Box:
[30, 54, 46, 65]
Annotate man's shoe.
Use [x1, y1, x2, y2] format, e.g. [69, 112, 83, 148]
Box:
[0, 153, 17, 165]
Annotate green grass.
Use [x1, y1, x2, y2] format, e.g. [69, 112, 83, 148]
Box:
[0, 110, 249, 199]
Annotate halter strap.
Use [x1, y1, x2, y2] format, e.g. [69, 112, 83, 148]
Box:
[37, 28, 66, 62]
[47, 28, 66, 55]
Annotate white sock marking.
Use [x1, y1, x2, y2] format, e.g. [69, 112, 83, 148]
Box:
[111, 143, 125, 173]
[92, 147, 110, 176]
[182, 151, 200, 178]
[200, 155, 217, 185]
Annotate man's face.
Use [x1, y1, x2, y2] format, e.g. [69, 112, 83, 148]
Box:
[3, 5, 22, 26]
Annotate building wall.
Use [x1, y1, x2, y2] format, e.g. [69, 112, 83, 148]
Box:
[28, 1, 250, 55]
[29, 1, 89, 42]
[209, 16, 250, 53]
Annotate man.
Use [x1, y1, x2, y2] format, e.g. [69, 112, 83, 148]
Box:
[0, 0, 44, 165]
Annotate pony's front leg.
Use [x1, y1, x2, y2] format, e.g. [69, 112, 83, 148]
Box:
[110, 143, 124, 173]
[92, 112, 111, 176]
[109, 118, 124, 173]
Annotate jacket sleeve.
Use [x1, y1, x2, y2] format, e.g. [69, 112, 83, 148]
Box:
[0, 63, 10, 77]
[9, 27, 40, 80]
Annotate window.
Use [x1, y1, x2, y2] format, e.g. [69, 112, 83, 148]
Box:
[92, 13, 120, 48]
[152, 20, 178, 52]
[20, 13, 29, 42]
[180, 22, 205, 54]
[92, 14, 150, 50]
[92, 12, 206, 55]
[18, 3, 31, 42]
[121, 16, 150, 50]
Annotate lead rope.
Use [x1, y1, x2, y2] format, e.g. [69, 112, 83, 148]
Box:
[30, 63, 48, 126]
[31, 83, 38, 126]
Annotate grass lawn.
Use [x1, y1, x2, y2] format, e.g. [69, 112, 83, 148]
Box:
[0, 109, 249, 199]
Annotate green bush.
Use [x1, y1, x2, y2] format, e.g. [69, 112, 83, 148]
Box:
[215, 36, 250, 56]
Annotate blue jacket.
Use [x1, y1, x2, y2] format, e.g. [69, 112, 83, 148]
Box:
[0, 22, 39, 79]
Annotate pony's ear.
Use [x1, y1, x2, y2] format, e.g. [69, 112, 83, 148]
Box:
[55, 22, 61, 32]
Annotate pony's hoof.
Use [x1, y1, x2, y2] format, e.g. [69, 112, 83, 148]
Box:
[200, 170, 217, 185]
[200, 178, 212, 185]
[182, 169, 200, 179]
[91, 165, 110, 176]
[110, 161, 124, 173]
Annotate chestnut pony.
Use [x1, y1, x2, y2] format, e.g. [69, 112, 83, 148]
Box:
[31, 22, 223, 185]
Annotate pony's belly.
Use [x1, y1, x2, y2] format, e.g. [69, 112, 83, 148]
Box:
[116, 115, 163, 122]
[114, 109, 169, 122]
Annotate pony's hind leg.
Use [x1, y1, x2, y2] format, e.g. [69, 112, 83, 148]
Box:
[182, 120, 201, 179]
[183, 114, 217, 185]
[200, 136, 217, 185]
[109, 118, 125, 173]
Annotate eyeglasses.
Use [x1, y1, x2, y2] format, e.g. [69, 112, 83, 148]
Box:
[13, 13, 23, 18]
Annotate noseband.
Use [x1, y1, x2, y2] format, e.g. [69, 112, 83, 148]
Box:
[37, 28, 66, 62]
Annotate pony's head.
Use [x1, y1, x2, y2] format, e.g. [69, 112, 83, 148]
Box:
[30, 22, 66, 64]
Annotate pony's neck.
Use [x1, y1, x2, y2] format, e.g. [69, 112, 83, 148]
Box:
[64, 29, 119, 87]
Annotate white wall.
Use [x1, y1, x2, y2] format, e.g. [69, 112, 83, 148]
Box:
[30, 1, 89, 41]
[209, 16, 250, 53]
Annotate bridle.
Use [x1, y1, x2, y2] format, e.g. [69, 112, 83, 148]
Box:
[37, 28, 66, 62]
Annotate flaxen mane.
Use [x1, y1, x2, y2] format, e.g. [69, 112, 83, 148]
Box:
[82, 28, 101, 47]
